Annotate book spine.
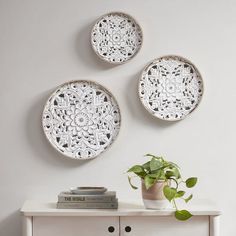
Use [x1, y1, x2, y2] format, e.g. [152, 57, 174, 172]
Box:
[58, 196, 116, 203]
[57, 202, 118, 209]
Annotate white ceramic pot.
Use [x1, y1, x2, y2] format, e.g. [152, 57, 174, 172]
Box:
[141, 180, 170, 209]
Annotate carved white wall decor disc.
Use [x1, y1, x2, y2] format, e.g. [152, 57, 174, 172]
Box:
[91, 12, 143, 64]
[42, 80, 121, 159]
[139, 56, 204, 121]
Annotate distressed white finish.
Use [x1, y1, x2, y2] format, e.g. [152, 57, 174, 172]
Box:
[42, 80, 121, 159]
[91, 12, 143, 64]
[139, 56, 203, 121]
[21, 200, 220, 236]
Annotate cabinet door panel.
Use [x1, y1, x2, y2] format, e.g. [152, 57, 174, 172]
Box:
[120, 216, 209, 236]
[33, 216, 119, 236]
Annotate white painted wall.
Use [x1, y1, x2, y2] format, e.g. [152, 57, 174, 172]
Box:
[0, 0, 235, 235]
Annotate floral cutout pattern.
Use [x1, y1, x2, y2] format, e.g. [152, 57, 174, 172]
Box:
[42, 81, 121, 159]
[91, 12, 143, 64]
[139, 56, 203, 121]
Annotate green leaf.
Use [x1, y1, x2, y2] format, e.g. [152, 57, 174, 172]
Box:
[184, 194, 193, 203]
[175, 210, 193, 221]
[163, 186, 177, 202]
[169, 161, 180, 169]
[175, 191, 185, 198]
[165, 167, 181, 179]
[186, 177, 198, 188]
[128, 176, 138, 190]
[158, 170, 166, 180]
[165, 170, 175, 178]
[148, 170, 161, 179]
[172, 168, 181, 179]
[127, 165, 144, 173]
[145, 154, 164, 161]
[150, 158, 162, 171]
[142, 161, 151, 172]
[145, 153, 157, 158]
[144, 175, 156, 189]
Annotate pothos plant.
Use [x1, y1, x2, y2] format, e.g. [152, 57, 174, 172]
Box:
[127, 154, 198, 221]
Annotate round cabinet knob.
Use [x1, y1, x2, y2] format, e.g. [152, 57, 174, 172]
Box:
[125, 226, 132, 232]
[108, 226, 115, 233]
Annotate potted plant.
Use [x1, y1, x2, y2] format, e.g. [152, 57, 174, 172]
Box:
[127, 154, 198, 221]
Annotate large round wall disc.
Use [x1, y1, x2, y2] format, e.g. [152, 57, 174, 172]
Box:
[42, 80, 121, 159]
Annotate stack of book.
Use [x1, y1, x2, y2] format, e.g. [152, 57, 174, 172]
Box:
[57, 189, 118, 209]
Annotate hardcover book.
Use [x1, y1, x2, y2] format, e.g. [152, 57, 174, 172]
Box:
[58, 191, 116, 203]
[57, 201, 118, 209]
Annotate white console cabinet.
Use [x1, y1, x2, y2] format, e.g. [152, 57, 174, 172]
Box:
[21, 200, 220, 236]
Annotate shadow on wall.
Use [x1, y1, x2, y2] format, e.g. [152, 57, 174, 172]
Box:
[73, 18, 125, 157]
[74, 20, 119, 71]
[0, 211, 21, 236]
[25, 89, 91, 168]
[125, 71, 178, 128]
[25, 78, 178, 168]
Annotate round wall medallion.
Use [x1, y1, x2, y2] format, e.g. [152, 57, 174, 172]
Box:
[42, 80, 121, 159]
[91, 12, 143, 64]
[139, 56, 204, 121]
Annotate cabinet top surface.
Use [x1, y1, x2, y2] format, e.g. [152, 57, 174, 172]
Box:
[21, 199, 221, 216]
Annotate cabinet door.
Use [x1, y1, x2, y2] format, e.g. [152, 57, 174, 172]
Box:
[120, 216, 209, 236]
[33, 216, 119, 236]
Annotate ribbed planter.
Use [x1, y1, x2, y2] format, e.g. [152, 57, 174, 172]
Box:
[141, 180, 170, 209]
